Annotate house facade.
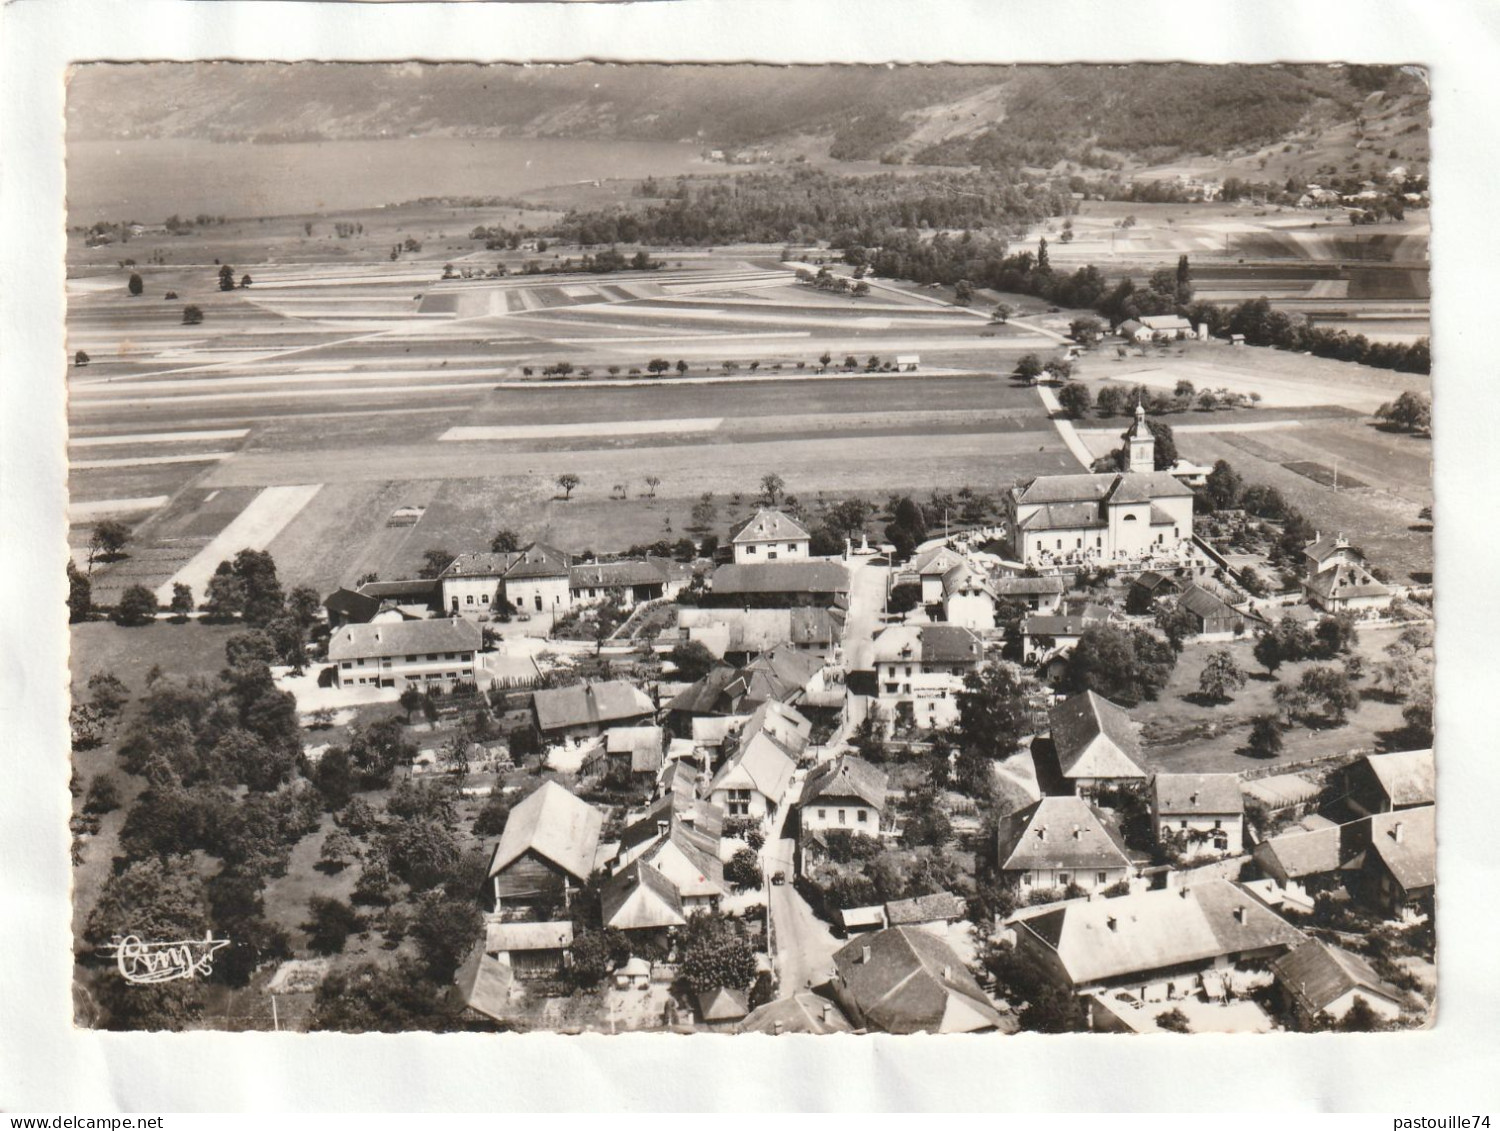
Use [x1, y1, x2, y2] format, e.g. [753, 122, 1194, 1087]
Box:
[1301, 533, 1393, 615]
[798, 755, 887, 836]
[870, 623, 983, 731]
[327, 618, 482, 690]
[831, 927, 1005, 1034]
[1044, 690, 1148, 796]
[532, 680, 657, 748]
[994, 795, 1134, 894]
[485, 781, 603, 914]
[1150, 773, 1245, 858]
[730, 508, 812, 563]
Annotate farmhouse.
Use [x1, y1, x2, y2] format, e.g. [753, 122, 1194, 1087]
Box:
[740, 992, 854, 1035]
[676, 606, 845, 664]
[439, 551, 516, 616]
[1020, 606, 1112, 669]
[1301, 533, 1393, 615]
[326, 617, 481, 690]
[1344, 749, 1434, 818]
[730, 508, 812, 563]
[483, 920, 574, 980]
[831, 927, 1005, 1035]
[501, 542, 573, 617]
[602, 725, 667, 782]
[798, 755, 887, 835]
[1006, 405, 1196, 568]
[1013, 880, 1306, 1001]
[706, 708, 799, 821]
[994, 796, 1134, 894]
[324, 577, 438, 626]
[708, 561, 850, 608]
[993, 573, 1066, 613]
[1150, 773, 1245, 858]
[1271, 940, 1408, 1029]
[1251, 823, 1343, 889]
[1042, 690, 1147, 796]
[485, 781, 603, 914]
[1118, 319, 1150, 343]
[871, 623, 984, 731]
[1138, 314, 1196, 341]
[1345, 806, 1435, 919]
[1174, 583, 1248, 639]
[600, 860, 688, 938]
[531, 680, 656, 748]
[667, 648, 824, 726]
[568, 560, 667, 608]
[884, 892, 968, 932]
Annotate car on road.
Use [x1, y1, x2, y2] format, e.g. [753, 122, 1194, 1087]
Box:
[771, 871, 786, 886]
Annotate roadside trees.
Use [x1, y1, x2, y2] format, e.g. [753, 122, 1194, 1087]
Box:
[1057, 383, 1093, 419]
[114, 585, 159, 627]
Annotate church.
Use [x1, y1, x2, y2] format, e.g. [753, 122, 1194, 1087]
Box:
[1006, 404, 1197, 568]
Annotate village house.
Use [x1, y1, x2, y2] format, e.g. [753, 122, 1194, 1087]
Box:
[993, 573, 1066, 613]
[451, 947, 516, 1025]
[482, 920, 574, 980]
[798, 755, 887, 836]
[485, 781, 603, 915]
[870, 623, 984, 731]
[1127, 569, 1183, 611]
[1041, 690, 1148, 797]
[883, 892, 969, 934]
[600, 860, 688, 940]
[697, 987, 750, 1029]
[531, 679, 656, 749]
[601, 724, 667, 784]
[707, 560, 850, 608]
[830, 927, 1006, 1035]
[941, 561, 999, 631]
[730, 508, 812, 563]
[1013, 879, 1306, 1007]
[1344, 806, 1435, 920]
[667, 649, 824, 733]
[1006, 405, 1196, 568]
[1301, 533, 1394, 615]
[1270, 939, 1409, 1029]
[326, 617, 482, 690]
[1138, 314, 1196, 341]
[1173, 583, 1249, 639]
[439, 551, 516, 617]
[676, 606, 845, 665]
[567, 560, 668, 608]
[993, 795, 1135, 894]
[1251, 820, 1344, 911]
[1150, 773, 1246, 858]
[499, 542, 573, 618]
[1344, 749, 1434, 818]
[706, 704, 800, 821]
[1117, 319, 1151, 343]
[739, 992, 854, 1035]
[1020, 605, 1112, 670]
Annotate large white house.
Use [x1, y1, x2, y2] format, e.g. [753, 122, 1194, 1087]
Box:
[327, 618, 482, 690]
[730, 508, 812, 563]
[870, 623, 984, 730]
[1007, 405, 1196, 569]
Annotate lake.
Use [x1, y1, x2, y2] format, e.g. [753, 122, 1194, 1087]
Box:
[67, 137, 721, 223]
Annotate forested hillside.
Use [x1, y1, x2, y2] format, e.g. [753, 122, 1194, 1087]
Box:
[69, 62, 1426, 171]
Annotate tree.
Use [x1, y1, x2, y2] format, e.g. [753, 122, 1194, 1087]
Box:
[569, 929, 631, 987]
[399, 685, 425, 723]
[305, 897, 361, 955]
[1014, 353, 1044, 384]
[88, 671, 130, 716]
[886, 582, 922, 616]
[219, 264, 236, 292]
[85, 855, 208, 950]
[1254, 616, 1314, 674]
[954, 664, 1028, 763]
[67, 561, 92, 623]
[1070, 316, 1104, 344]
[1198, 649, 1247, 702]
[669, 639, 719, 682]
[1314, 612, 1359, 659]
[182, 304, 204, 325]
[203, 569, 246, 621]
[472, 793, 511, 838]
[490, 528, 522, 554]
[419, 548, 456, 579]
[675, 359, 689, 375]
[1201, 460, 1243, 511]
[1156, 1007, 1192, 1033]
[88, 519, 131, 567]
[680, 914, 758, 994]
[1156, 604, 1199, 653]
[168, 582, 194, 620]
[1297, 665, 1360, 725]
[75, 350, 90, 367]
[556, 473, 581, 500]
[1062, 626, 1176, 706]
[724, 848, 763, 891]
[114, 585, 159, 627]
[240, 274, 253, 288]
[852, 280, 871, 297]
[127, 272, 144, 296]
[1247, 713, 1284, 759]
[953, 279, 974, 305]
[381, 818, 460, 891]
[408, 890, 484, 980]
[1057, 382, 1093, 419]
[991, 302, 1014, 323]
[646, 358, 671, 375]
[760, 473, 785, 506]
[644, 475, 661, 499]
[308, 959, 458, 1034]
[1375, 390, 1431, 434]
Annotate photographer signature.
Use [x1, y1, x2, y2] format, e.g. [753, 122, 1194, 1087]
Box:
[105, 932, 231, 984]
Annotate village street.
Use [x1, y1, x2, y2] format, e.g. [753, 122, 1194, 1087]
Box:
[764, 787, 842, 996]
[841, 556, 890, 673]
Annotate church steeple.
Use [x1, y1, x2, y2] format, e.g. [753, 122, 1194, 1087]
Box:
[1124, 398, 1155, 473]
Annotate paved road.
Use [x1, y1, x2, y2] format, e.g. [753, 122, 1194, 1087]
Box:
[766, 831, 842, 995]
[842, 557, 890, 673]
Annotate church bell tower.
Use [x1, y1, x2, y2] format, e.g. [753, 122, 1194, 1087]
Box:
[1125, 400, 1155, 473]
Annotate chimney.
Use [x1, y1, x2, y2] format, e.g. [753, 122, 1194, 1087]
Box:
[773, 1020, 784, 1035]
[657, 820, 669, 838]
[860, 945, 872, 965]
[822, 1003, 834, 1023]
[1392, 821, 1405, 844]
[1189, 792, 1198, 807]
[1233, 905, 1246, 924]
[1179, 887, 1190, 899]
[1107, 916, 1118, 932]
[1036, 826, 1047, 842]
[942, 965, 952, 981]
[1072, 826, 1082, 840]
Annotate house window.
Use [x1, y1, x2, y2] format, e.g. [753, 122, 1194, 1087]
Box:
[341, 662, 352, 670]
[838, 810, 847, 824]
[1058, 873, 1070, 886]
[746, 545, 757, 554]
[451, 597, 459, 610]
[818, 809, 826, 820]
[1180, 820, 1189, 829]
[857, 810, 868, 823]
[534, 595, 543, 611]
[1022, 873, 1033, 886]
[786, 544, 796, 552]
[1213, 819, 1223, 830]
[1097, 872, 1108, 885]
[768, 551, 778, 560]
[1056, 539, 1062, 550]
[726, 788, 753, 817]
[406, 654, 417, 663]
[1123, 514, 1137, 522]
[466, 595, 474, 605]
[885, 683, 899, 694]
[481, 593, 489, 604]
